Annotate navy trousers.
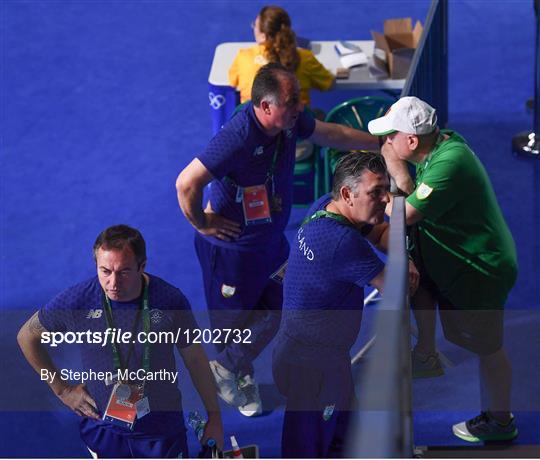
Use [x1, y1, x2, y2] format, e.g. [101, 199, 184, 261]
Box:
[273, 334, 355, 458]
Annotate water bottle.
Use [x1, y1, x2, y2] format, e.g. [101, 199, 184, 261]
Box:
[230, 435, 244, 459]
[187, 411, 217, 458]
[187, 411, 207, 441]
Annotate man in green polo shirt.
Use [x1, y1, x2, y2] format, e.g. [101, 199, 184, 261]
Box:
[368, 96, 518, 443]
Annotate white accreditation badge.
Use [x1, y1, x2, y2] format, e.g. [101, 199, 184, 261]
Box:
[103, 381, 149, 430]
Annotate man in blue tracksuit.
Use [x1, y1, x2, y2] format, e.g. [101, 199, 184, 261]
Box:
[273, 152, 419, 457]
[17, 225, 223, 457]
[176, 63, 379, 417]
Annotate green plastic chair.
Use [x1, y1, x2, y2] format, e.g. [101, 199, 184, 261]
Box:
[231, 100, 250, 117]
[321, 96, 394, 194]
[231, 101, 321, 207]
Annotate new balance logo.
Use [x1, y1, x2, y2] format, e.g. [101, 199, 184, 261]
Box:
[86, 309, 103, 319]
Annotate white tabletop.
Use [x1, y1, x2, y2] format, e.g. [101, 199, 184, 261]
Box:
[209, 41, 405, 91]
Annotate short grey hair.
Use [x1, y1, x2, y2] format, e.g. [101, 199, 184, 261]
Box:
[251, 62, 295, 107]
[331, 151, 388, 199]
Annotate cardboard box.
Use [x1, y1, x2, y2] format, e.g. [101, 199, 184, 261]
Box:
[371, 18, 423, 79]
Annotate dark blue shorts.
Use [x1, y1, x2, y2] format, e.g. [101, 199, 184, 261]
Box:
[194, 233, 288, 311]
[194, 233, 288, 375]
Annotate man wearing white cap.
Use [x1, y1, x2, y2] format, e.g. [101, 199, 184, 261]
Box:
[368, 96, 519, 443]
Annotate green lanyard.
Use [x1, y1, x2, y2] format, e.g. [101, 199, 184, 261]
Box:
[301, 209, 376, 238]
[301, 209, 355, 228]
[267, 133, 283, 198]
[101, 277, 151, 374]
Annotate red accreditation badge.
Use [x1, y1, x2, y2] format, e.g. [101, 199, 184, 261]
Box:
[242, 185, 272, 226]
[103, 382, 149, 430]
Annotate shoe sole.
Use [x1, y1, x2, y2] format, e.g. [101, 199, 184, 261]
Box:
[452, 426, 518, 443]
[239, 408, 262, 417]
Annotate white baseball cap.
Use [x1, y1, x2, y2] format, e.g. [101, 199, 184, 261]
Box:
[368, 96, 437, 136]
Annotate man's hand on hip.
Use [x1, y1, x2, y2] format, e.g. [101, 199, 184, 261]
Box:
[57, 383, 99, 419]
[198, 211, 241, 241]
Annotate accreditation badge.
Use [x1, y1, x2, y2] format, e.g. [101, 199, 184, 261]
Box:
[103, 381, 149, 430]
[242, 185, 272, 226]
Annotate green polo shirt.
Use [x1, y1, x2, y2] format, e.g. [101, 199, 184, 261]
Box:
[407, 130, 517, 307]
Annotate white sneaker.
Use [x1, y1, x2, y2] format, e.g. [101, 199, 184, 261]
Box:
[209, 360, 246, 406]
[237, 375, 262, 417]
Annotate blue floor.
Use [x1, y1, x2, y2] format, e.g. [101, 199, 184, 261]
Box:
[2, 0, 540, 457]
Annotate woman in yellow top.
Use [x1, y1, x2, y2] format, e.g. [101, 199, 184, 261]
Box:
[228, 5, 334, 106]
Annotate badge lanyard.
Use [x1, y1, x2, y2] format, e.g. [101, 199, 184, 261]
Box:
[301, 209, 376, 238]
[301, 209, 355, 228]
[266, 132, 283, 200]
[101, 278, 151, 376]
[228, 132, 283, 203]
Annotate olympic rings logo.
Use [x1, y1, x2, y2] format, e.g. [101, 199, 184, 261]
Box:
[209, 92, 226, 110]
